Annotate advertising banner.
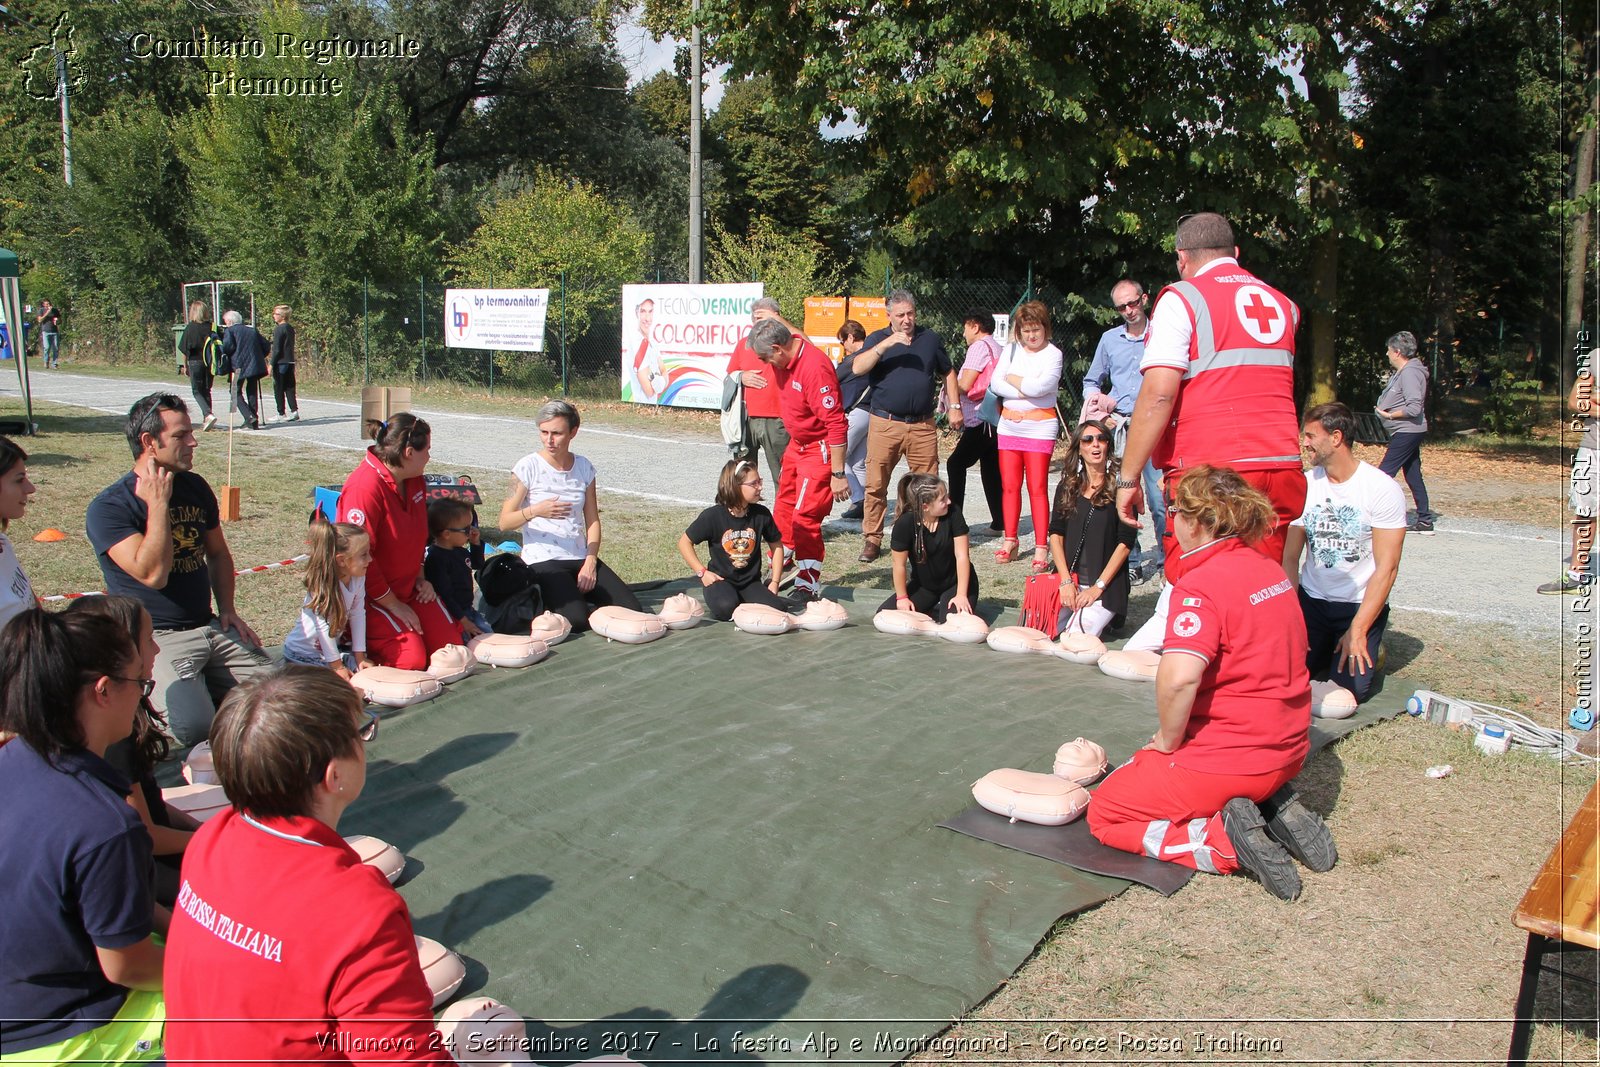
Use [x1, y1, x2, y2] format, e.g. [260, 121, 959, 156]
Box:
[620, 283, 762, 408]
[444, 288, 550, 352]
[850, 296, 889, 335]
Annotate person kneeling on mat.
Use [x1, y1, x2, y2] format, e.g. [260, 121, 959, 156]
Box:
[680, 458, 794, 621]
[1087, 466, 1335, 900]
[1282, 402, 1406, 704]
[877, 473, 979, 622]
[499, 400, 641, 632]
[164, 668, 447, 1063]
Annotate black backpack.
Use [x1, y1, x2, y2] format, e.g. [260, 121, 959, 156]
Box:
[476, 552, 543, 631]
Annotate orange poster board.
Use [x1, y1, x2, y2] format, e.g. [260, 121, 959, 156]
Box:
[848, 296, 888, 334]
[804, 296, 847, 338]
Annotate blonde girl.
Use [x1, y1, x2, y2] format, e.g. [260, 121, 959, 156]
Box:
[679, 458, 791, 621]
[282, 517, 374, 678]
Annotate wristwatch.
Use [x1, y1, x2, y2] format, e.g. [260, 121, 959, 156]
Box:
[1115, 478, 1139, 489]
[1094, 579, 1107, 589]
[831, 471, 846, 479]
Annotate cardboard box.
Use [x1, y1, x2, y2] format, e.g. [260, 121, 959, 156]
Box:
[360, 386, 412, 439]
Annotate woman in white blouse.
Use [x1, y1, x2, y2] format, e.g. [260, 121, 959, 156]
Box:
[0, 437, 38, 632]
[498, 401, 641, 631]
[989, 300, 1064, 572]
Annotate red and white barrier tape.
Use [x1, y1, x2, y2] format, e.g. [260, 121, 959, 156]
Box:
[39, 554, 310, 604]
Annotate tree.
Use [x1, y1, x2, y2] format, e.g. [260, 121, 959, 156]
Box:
[447, 168, 649, 338]
[706, 216, 843, 321]
[183, 2, 442, 375]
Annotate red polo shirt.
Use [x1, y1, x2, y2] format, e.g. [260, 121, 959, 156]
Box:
[338, 450, 428, 602]
[1163, 537, 1311, 775]
[727, 335, 783, 418]
[165, 809, 447, 1065]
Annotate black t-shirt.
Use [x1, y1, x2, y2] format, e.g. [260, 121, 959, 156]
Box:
[858, 325, 951, 419]
[685, 504, 782, 588]
[38, 307, 60, 335]
[1048, 493, 1137, 619]
[889, 508, 969, 593]
[86, 470, 219, 630]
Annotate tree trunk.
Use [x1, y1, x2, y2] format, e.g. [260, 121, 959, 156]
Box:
[1304, 26, 1344, 408]
[1564, 54, 1598, 372]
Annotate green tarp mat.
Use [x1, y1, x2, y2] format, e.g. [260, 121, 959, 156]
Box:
[344, 583, 1399, 1063]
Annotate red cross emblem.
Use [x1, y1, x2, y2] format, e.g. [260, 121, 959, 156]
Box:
[1233, 285, 1289, 343]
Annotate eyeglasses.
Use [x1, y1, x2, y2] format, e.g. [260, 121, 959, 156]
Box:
[740, 479, 763, 488]
[1079, 435, 1107, 444]
[1114, 299, 1143, 311]
[358, 709, 380, 743]
[443, 525, 473, 534]
[112, 676, 156, 698]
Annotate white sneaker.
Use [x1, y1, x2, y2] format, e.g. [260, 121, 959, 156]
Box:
[287, 411, 300, 422]
[201, 414, 218, 432]
[266, 415, 281, 424]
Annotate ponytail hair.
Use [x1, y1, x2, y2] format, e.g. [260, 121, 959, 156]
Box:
[304, 515, 367, 640]
[66, 595, 170, 774]
[366, 412, 430, 466]
[0, 610, 137, 760]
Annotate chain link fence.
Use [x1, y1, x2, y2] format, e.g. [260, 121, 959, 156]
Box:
[325, 268, 1121, 414]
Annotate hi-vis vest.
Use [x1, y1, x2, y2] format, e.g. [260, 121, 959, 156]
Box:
[1152, 269, 1302, 473]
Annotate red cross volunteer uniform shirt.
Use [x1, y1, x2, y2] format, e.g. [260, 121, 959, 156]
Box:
[1162, 537, 1311, 775]
[165, 809, 448, 1064]
[771, 337, 848, 450]
[338, 449, 429, 603]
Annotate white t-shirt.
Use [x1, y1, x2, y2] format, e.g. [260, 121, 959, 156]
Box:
[282, 576, 367, 664]
[513, 452, 595, 564]
[0, 531, 36, 631]
[1292, 462, 1407, 603]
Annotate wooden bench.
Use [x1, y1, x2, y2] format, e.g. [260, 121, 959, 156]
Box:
[1507, 779, 1600, 1063]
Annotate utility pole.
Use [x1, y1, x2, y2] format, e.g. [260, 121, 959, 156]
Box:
[688, 0, 703, 283]
[56, 45, 72, 185]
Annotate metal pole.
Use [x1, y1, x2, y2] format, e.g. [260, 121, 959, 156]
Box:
[688, 0, 703, 283]
[560, 271, 569, 397]
[55, 49, 72, 186]
[362, 278, 369, 386]
[418, 276, 428, 382]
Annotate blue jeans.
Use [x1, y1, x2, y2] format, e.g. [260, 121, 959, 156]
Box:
[41, 332, 58, 365]
[1137, 459, 1166, 570]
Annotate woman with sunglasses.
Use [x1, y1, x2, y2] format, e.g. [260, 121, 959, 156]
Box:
[679, 458, 792, 621]
[1048, 420, 1137, 637]
[0, 610, 166, 1064]
[165, 667, 447, 1063]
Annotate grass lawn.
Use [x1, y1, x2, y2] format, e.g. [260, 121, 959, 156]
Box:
[7, 376, 1595, 1064]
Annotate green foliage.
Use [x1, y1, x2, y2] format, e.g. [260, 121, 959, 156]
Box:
[1480, 372, 1545, 436]
[446, 168, 649, 339]
[182, 2, 442, 379]
[706, 216, 843, 323]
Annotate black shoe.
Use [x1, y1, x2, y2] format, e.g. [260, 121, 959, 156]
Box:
[840, 501, 864, 521]
[1407, 518, 1435, 535]
[1221, 797, 1302, 900]
[858, 541, 881, 563]
[988, 521, 1004, 533]
[786, 588, 820, 607]
[1257, 788, 1337, 872]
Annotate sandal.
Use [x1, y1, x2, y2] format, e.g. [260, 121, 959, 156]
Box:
[1030, 548, 1052, 574]
[994, 539, 1019, 564]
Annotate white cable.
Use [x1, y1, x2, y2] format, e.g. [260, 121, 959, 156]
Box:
[1461, 701, 1600, 763]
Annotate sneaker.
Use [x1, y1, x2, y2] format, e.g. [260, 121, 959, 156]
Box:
[1129, 564, 1148, 586]
[839, 501, 864, 521]
[1407, 518, 1435, 535]
[201, 414, 218, 432]
[1538, 573, 1591, 594]
[1257, 788, 1338, 872]
[786, 587, 821, 607]
[266, 415, 282, 424]
[287, 410, 301, 422]
[1221, 797, 1302, 900]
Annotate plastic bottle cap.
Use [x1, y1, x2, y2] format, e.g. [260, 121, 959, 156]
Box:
[1484, 725, 1507, 739]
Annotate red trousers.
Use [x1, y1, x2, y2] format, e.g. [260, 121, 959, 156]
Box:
[1163, 467, 1307, 581]
[999, 448, 1052, 548]
[773, 439, 835, 596]
[366, 592, 460, 671]
[1088, 748, 1302, 874]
